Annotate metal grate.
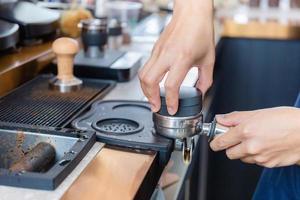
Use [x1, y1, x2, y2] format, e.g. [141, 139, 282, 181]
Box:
[94, 118, 141, 135]
[0, 75, 112, 127]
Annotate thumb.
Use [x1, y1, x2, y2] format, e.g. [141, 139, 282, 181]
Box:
[216, 110, 257, 127]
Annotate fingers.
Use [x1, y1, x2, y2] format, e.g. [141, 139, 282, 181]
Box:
[211, 110, 259, 151]
[139, 47, 161, 111]
[196, 64, 213, 95]
[216, 110, 258, 127]
[224, 141, 277, 167]
[241, 156, 256, 164]
[225, 143, 261, 165]
[241, 155, 293, 168]
[139, 49, 158, 81]
[164, 59, 192, 115]
[139, 56, 169, 112]
[139, 25, 175, 112]
[210, 126, 242, 151]
[225, 142, 248, 159]
[240, 155, 273, 167]
[139, 18, 176, 74]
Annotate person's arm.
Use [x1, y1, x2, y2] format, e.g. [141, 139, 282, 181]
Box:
[139, 0, 215, 115]
[210, 107, 300, 168]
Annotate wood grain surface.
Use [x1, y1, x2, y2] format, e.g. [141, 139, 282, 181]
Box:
[0, 41, 54, 96]
[0, 42, 53, 74]
[222, 19, 300, 39]
[61, 147, 156, 200]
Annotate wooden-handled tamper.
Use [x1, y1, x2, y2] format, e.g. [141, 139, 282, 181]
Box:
[49, 37, 82, 93]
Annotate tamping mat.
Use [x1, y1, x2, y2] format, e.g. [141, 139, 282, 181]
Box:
[72, 100, 173, 165]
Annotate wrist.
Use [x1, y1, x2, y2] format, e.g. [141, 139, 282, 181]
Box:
[174, 0, 213, 17]
[289, 107, 300, 131]
[288, 107, 300, 164]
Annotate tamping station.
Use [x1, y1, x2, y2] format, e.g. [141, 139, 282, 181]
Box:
[49, 37, 228, 164]
[153, 87, 229, 163]
[49, 37, 83, 93]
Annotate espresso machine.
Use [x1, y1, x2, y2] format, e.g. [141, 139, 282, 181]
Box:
[0, 1, 59, 43]
[73, 18, 142, 82]
[0, 19, 19, 51]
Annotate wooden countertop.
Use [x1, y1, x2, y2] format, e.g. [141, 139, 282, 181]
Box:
[222, 19, 300, 40]
[0, 41, 54, 96]
[0, 42, 53, 75]
[62, 148, 156, 200]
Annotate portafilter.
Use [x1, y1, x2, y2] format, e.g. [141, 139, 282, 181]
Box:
[153, 87, 229, 164]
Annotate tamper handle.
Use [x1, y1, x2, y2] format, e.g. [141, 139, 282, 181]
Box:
[52, 37, 79, 82]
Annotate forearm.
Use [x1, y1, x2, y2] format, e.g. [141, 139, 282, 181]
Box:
[288, 107, 300, 165]
[173, 0, 214, 18]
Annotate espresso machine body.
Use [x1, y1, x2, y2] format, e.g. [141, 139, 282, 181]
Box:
[0, 19, 19, 51]
[0, 1, 59, 40]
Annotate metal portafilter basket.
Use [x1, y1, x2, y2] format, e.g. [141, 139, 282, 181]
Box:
[153, 87, 229, 164]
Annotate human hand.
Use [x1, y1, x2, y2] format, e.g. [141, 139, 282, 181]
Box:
[138, 0, 215, 115]
[210, 107, 300, 168]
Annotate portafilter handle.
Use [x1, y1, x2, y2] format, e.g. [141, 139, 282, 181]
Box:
[181, 118, 229, 164]
[200, 118, 229, 141]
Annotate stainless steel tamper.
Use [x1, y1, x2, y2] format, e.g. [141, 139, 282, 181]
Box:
[79, 18, 108, 58]
[49, 37, 82, 93]
[153, 87, 229, 164]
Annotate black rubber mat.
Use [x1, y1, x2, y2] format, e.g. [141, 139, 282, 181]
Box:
[72, 100, 173, 165]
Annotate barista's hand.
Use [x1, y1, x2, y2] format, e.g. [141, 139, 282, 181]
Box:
[138, 0, 215, 115]
[210, 107, 300, 168]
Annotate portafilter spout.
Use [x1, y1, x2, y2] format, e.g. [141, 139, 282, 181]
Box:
[152, 87, 229, 164]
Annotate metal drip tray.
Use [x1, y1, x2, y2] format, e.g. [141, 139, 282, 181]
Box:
[72, 100, 173, 165]
[0, 123, 95, 190]
[0, 74, 115, 127]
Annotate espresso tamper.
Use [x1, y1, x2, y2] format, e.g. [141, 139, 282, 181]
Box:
[79, 18, 108, 58]
[153, 86, 229, 163]
[49, 37, 82, 93]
